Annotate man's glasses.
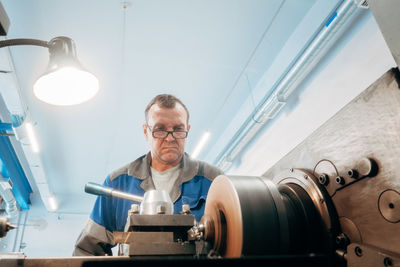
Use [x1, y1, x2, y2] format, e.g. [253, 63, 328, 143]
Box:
[147, 125, 188, 139]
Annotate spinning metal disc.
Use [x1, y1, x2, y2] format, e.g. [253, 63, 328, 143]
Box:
[202, 175, 286, 257]
[201, 175, 243, 257]
[201, 172, 335, 258]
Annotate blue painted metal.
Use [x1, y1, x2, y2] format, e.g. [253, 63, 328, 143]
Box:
[0, 122, 32, 210]
[0, 122, 13, 131]
[0, 159, 10, 178]
[326, 12, 338, 27]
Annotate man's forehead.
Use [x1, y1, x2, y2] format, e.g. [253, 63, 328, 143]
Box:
[148, 104, 188, 125]
[149, 102, 185, 111]
[152, 122, 185, 128]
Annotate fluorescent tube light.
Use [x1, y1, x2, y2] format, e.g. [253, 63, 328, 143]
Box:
[191, 131, 211, 159]
[47, 195, 58, 211]
[25, 122, 39, 153]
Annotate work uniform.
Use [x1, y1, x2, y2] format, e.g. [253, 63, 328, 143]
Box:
[73, 152, 223, 256]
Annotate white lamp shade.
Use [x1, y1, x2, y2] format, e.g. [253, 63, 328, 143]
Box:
[33, 67, 99, 106]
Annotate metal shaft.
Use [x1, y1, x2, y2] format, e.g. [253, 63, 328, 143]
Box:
[85, 182, 143, 202]
[0, 38, 49, 48]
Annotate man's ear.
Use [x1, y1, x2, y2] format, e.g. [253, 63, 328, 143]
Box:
[187, 124, 191, 131]
[143, 124, 149, 140]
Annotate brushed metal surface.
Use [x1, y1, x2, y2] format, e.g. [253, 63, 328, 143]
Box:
[272, 169, 337, 232]
[369, 0, 400, 68]
[114, 231, 173, 243]
[263, 69, 400, 256]
[129, 242, 195, 255]
[127, 214, 195, 227]
[347, 243, 400, 267]
[338, 217, 362, 244]
[203, 175, 244, 257]
[140, 190, 174, 215]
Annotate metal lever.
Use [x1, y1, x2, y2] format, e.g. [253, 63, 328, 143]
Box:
[85, 182, 144, 202]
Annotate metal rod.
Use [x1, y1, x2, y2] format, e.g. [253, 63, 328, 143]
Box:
[85, 182, 143, 202]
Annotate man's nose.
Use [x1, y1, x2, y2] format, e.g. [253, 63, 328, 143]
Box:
[165, 132, 176, 141]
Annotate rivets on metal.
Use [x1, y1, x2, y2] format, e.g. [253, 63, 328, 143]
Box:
[129, 204, 139, 214]
[318, 173, 329, 186]
[347, 169, 358, 179]
[335, 176, 345, 185]
[156, 205, 166, 214]
[355, 246, 363, 257]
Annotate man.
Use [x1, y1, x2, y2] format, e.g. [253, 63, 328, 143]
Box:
[73, 94, 223, 256]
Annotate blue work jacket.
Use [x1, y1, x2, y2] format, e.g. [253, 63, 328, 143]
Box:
[73, 152, 223, 256]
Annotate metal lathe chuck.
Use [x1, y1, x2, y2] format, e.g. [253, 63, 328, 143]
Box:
[0, 216, 17, 238]
[200, 171, 339, 258]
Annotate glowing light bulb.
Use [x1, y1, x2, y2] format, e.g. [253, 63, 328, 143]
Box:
[33, 67, 99, 106]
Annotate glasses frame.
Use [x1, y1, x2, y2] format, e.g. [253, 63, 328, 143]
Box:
[146, 125, 188, 139]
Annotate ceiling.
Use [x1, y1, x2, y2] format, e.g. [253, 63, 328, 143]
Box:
[0, 0, 341, 213]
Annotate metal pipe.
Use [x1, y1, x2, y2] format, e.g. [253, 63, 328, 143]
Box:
[0, 38, 49, 48]
[215, 0, 359, 170]
[85, 182, 144, 203]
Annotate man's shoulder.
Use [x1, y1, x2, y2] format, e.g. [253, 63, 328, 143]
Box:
[109, 154, 147, 182]
[109, 163, 131, 181]
[195, 160, 224, 181]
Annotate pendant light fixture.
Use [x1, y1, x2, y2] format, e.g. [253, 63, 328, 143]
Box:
[0, 36, 99, 106]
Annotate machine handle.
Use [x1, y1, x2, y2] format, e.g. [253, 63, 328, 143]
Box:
[85, 182, 143, 202]
[85, 182, 112, 197]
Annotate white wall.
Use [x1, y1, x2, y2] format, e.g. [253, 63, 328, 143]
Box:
[0, 193, 90, 257]
[18, 195, 90, 257]
[21, 213, 88, 257]
[228, 11, 396, 176]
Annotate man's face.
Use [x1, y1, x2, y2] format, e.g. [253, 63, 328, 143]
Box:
[143, 103, 190, 168]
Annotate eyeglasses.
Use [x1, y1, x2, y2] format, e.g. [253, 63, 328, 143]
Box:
[147, 125, 188, 139]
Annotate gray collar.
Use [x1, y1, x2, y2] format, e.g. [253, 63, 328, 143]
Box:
[127, 152, 199, 202]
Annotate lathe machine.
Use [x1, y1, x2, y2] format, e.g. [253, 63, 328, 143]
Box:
[1, 0, 400, 265]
